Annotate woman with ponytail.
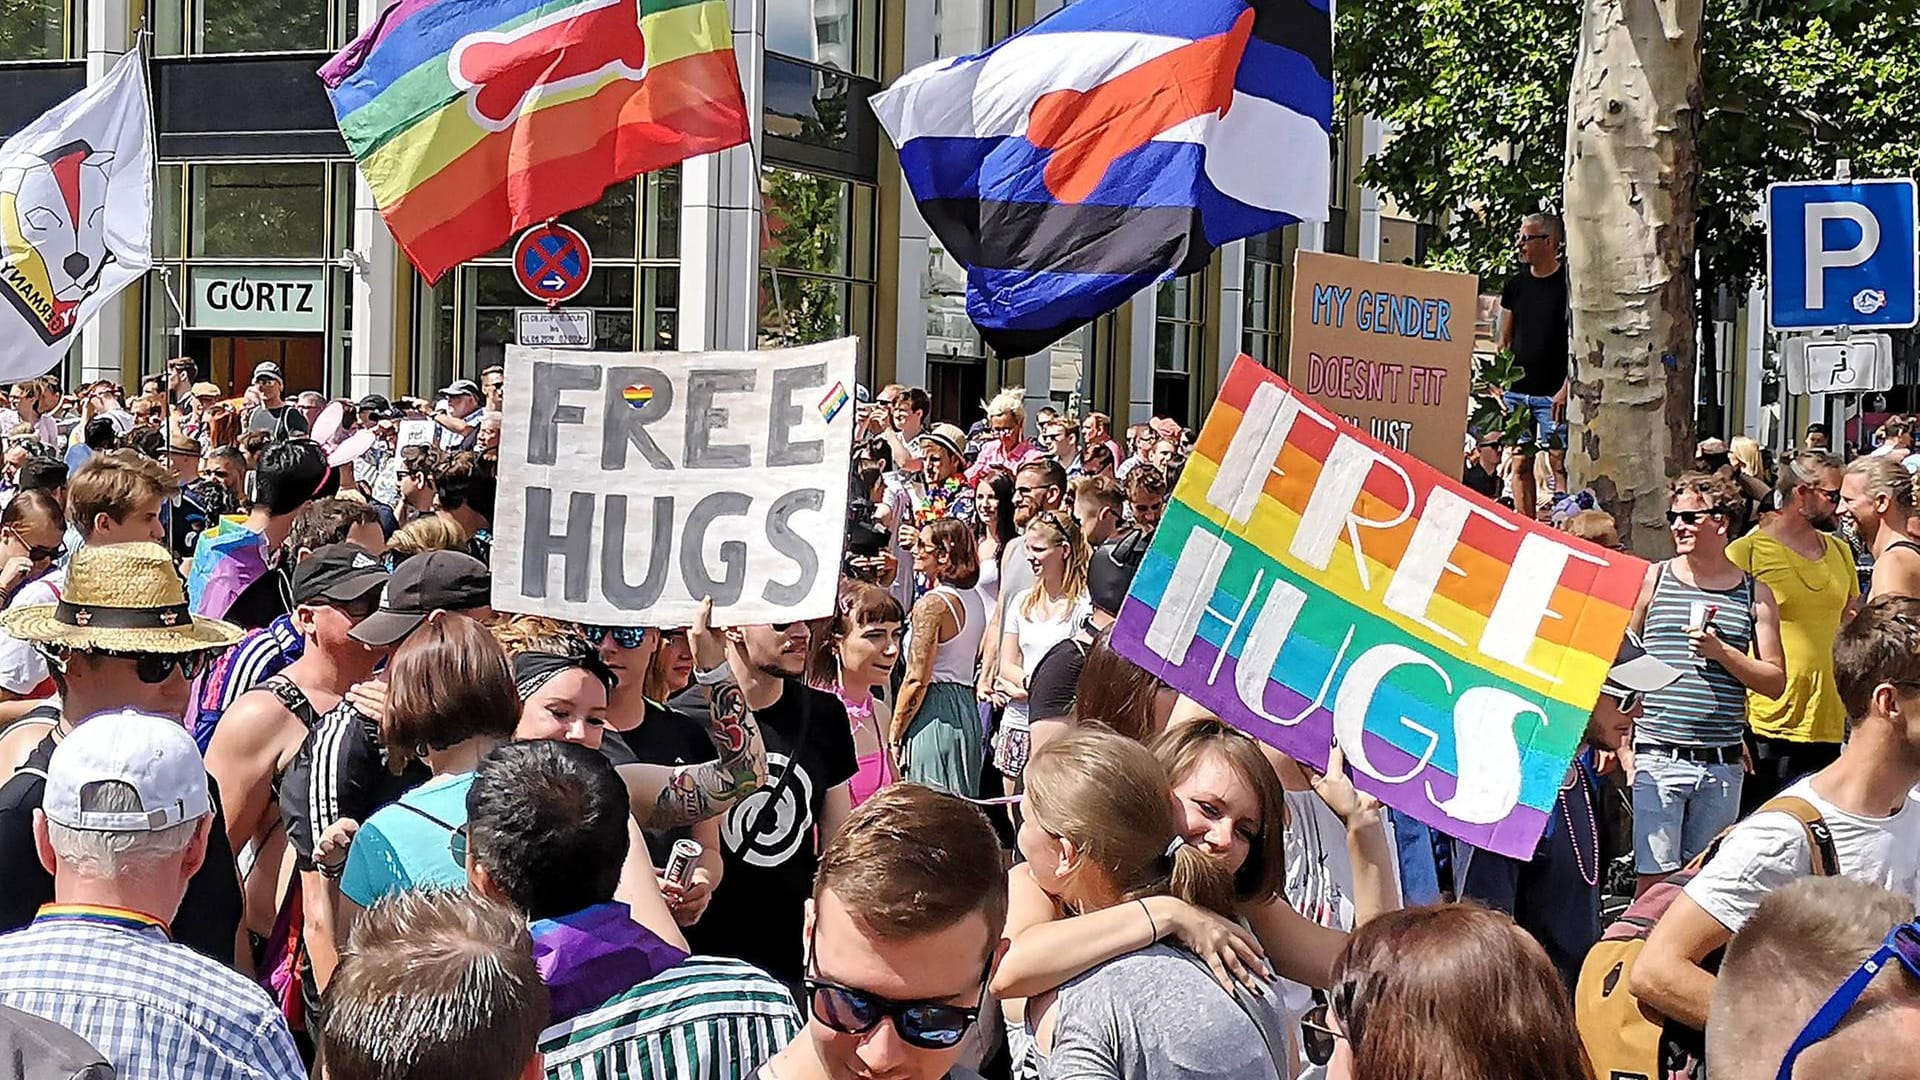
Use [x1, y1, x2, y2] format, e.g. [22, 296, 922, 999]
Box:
[1013, 728, 1287, 1080]
[990, 508, 1092, 789]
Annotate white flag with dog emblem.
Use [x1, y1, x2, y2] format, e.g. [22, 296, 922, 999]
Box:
[0, 48, 152, 379]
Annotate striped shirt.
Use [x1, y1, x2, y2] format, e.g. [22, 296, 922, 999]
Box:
[192, 613, 303, 750]
[1637, 563, 1755, 748]
[538, 955, 801, 1080]
[0, 905, 304, 1080]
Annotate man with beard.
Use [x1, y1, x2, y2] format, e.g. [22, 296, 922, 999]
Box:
[1839, 455, 1920, 601]
[675, 617, 856, 1000]
[1729, 451, 1861, 811]
[1625, 473, 1786, 895]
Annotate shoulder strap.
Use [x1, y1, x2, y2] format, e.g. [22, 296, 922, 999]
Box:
[392, 798, 461, 834]
[259, 674, 322, 729]
[1889, 540, 1920, 557]
[1689, 794, 1837, 876]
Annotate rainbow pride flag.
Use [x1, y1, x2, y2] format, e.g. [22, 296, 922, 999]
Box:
[319, 0, 749, 282]
[1112, 357, 1647, 857]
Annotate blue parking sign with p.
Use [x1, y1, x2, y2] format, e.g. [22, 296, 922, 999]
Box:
[1767, 179, 1918, 331]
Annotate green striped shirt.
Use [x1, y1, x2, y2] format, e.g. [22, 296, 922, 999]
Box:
[539, 956, 802, 1080]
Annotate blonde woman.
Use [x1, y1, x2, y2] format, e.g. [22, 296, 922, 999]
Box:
[991, 509, 1091, 788]
[384, 515, 466, 569]
[968, 385, 1043, 482]
[1014, 728, 1287, 1079]
[1841, 455, 1920, 600]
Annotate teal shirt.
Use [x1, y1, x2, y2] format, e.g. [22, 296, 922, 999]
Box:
[340, 772, 473, 907]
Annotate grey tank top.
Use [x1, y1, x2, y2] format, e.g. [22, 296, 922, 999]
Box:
[1638, 562, 1755, 748]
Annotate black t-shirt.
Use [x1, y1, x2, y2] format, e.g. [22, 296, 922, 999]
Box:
[223, 564, 292, 633]
[1500, 264, 1570, 396]
[280, 700, 427, 870]
[678, 680, 857, 987]
[1459, 756, 1601, 994]
[1462, 461, 1501, 500]
[246, 405, 309, 439]
[623, 699, 719, 866]
[1028, 636, 1089, 724]
[0, 733, 244, 962]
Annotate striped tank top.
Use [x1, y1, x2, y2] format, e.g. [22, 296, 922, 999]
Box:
[1637, 562, 1755, 748]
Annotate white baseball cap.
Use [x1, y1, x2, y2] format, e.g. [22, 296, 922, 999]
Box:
[43, 710, 211, 832]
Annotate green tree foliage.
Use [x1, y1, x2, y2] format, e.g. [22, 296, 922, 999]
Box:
[1339, 0, 1920, 289]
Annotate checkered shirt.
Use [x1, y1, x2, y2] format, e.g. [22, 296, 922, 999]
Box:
[0, 916, 304, 1080]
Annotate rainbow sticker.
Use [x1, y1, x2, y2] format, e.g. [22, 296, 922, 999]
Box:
[623, 384, 654, 408]
[818, 382, 850, 422]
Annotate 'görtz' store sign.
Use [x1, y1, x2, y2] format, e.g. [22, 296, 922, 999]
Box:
[188, 266, 324, 333]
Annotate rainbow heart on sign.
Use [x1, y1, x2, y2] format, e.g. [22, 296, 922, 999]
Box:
[623, 384, 653, 408]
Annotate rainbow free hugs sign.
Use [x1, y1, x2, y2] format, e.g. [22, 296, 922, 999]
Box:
[1112, 357, 1647, 858]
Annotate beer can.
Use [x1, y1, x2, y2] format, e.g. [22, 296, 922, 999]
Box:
[664, 838, 702, 887]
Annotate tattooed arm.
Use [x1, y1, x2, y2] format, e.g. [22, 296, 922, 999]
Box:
[618, 675, 769, 829]
[616, 598, 770, 829]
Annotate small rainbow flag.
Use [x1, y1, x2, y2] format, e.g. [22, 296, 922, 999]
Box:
[1112, 357, 1647, 857]
[318, 0, 750, 282]
[818, 382, 850, 423]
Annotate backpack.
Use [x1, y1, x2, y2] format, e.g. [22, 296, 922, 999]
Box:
[1574, 796, 1837, 1080]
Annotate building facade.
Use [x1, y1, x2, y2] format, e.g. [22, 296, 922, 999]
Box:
[0, 0, 1424, 429]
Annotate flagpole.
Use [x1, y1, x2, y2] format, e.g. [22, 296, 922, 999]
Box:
[131, 20, 184, 360]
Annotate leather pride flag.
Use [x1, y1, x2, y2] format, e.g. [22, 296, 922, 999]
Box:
[871, 0, 1333, 358]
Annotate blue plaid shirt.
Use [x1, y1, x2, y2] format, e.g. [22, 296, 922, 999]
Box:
[0, 905, 304, 1080]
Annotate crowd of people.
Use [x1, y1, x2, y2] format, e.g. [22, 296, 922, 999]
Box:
[0, 347, 1909, 1080]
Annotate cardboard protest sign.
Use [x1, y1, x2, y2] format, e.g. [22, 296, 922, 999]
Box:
[396, 419, 436, 448]
[493, 339, 858, 627]
[1112, 357, 1646, 857]
[1287, 251, 1476, 470]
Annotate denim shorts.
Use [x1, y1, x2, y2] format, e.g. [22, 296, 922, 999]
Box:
[1632, 747, 1744, 874]
[1503, 391, 1566, 448]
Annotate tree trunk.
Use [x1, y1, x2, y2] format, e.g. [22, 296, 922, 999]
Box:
[1563, 0, 1704, 556]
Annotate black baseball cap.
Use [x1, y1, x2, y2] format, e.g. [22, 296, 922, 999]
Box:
[292, 543, 389, 606]
[355, 394, 394, 416]
[1089, 532, 1149, 616]
[350, 550, 492, 647]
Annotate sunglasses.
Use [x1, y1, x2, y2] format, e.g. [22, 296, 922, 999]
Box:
[449, 823, 470, 867]
[1665, 508, 1728, 526]
[1518, 233, 1549, 244]
[1774, 922, 1920, 1080]
[1300, 1003, 1346, 1067]
[325, 596, 383, 622]
[583, 624, 649, 649]
[1602, 687, 1643, 714]
[803, 929, 988, 1050]
[1820, 487, 1843, 503]
[98, 649, 212, 684]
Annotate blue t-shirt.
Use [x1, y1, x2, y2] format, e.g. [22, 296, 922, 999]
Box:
[340, 772, 473, 906]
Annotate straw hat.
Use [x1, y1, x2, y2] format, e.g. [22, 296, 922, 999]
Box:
[1, 542, 241, 654]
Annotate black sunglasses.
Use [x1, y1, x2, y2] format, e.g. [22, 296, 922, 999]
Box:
[97, 649, 212, 684]
[1300, 1003, 1345, 1067]
[583, 624, 649, 649]
[1665, 508, 1728, 526]
[449, 822, 469, 867]
[804, 929, 987, 1050]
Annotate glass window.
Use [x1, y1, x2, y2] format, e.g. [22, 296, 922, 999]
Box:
[1155, 270, 1206, 425]
[190, 163, 328, 259]
[933, 0, 987, 58]
[0, 0, 75, 60]
[198, 0, 328, 53]
[154, 0, 355, 54]
[759, 167, 875, 348]
[766, 0, 877, 75]
[1243, 228, 1292, 366]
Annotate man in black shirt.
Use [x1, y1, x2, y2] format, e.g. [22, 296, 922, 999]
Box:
[0, 542, 245, 964]
[1462, 432, 1505, 502]
[1500, 212, 1572, 516]
[679, 620, 856, 996]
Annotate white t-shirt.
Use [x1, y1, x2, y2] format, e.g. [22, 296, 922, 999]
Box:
[1683, 776, 1920, 933]
[1002, 592, 1089, 732]
[0, 568, 64, 693]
